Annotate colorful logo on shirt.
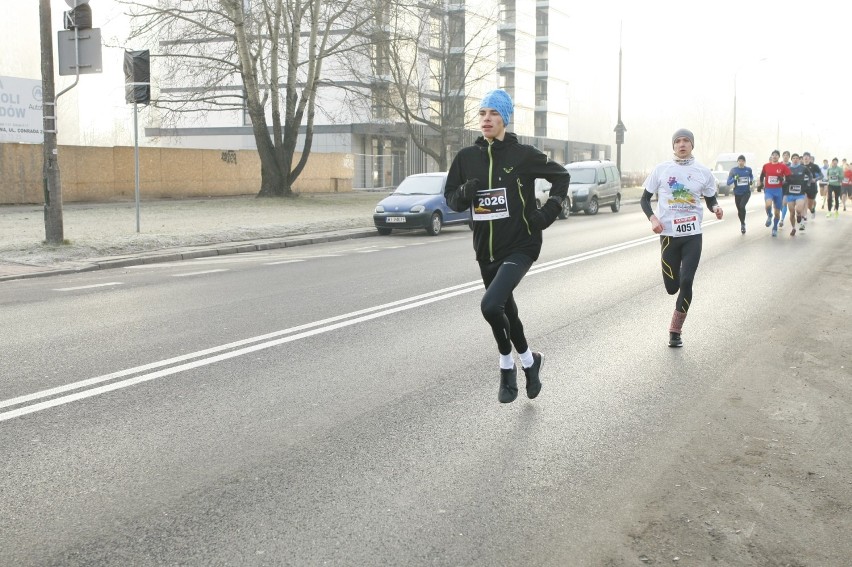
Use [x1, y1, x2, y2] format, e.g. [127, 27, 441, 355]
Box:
[667, 177, 695, 204]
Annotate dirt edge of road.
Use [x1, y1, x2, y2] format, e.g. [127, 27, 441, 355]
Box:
[600, 251, 852, 565]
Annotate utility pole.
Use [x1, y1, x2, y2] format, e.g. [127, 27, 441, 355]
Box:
[39, 0, 64, 244]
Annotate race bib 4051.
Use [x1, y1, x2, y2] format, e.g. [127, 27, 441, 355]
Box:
[673, 214, 698, 234]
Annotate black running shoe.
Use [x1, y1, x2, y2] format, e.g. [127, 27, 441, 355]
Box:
[498, 366, 518, 403]
[668, 332, 683, 348]
[523, 352, 544, 399]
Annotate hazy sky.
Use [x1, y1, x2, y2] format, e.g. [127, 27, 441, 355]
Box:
[565, 0, 849, 171]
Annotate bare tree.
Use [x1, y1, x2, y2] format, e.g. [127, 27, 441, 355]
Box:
[345, 2, 500, 170]
[121, 0, 374, 197]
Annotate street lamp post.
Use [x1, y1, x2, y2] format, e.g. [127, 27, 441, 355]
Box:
[732, 73, 737, 152]
[732, 57, 767, 153]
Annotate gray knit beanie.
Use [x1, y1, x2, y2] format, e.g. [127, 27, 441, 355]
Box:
[672, 128, 694, 147]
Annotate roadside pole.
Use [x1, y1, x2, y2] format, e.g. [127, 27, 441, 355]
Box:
[39, 0, 64, 244]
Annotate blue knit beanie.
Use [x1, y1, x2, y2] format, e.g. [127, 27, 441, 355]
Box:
[480, 89, 513, 127]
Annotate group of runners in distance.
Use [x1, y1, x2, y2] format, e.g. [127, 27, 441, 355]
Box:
[446, 89, 845, 402]
[728, 150, 851, 238]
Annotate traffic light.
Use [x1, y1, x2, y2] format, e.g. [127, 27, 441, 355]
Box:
[124, 50, 151, 105]
[63, 0, 92, 30]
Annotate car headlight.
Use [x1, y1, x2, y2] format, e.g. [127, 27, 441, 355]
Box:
[410, 205, 425, 213]
[575, 188, 588, 197]
[375, 205, 385, 213]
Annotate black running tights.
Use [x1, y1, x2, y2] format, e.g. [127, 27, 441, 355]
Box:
[660, 234, 702, 314]
[734, 192, 750, 224]
[828, 186, 842, 211]
[479, 252, 533, 355]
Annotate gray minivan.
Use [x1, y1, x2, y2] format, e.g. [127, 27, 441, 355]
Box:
[535, 159, 622, 216]
[564, 160, 622, 215]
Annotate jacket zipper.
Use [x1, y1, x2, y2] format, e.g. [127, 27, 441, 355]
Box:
[487, 142, 494, 261]
[517, 178, 531, 235]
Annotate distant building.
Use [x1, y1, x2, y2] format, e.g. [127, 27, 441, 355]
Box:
[146, 0, 609, 189]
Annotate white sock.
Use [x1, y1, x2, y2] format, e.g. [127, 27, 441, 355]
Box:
[499, 353, 514, 370]
[518, 349, 534, 368]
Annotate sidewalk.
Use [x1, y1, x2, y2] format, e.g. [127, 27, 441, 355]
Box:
[0, 187, 647, 282]
[0, 192, 383, 282]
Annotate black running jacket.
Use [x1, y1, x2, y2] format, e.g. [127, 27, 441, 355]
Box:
[445, 133, 570, 263]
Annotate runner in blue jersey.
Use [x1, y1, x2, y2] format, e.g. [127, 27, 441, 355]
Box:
[784, 153, 810, 236]
[727, 154, 754, 233]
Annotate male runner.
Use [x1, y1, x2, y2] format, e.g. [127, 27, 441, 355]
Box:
[640, 128, 723, 347]
[802, 152, 822, 219]
[780, 150, 792, 228]
[759, 150, 791, 236]
[820, 158, 829, 208]
[727, 154, 754, 233]
[445, 89, 570, 403]
[842, 162, 852, 211]
[826, 158, 843, 217]
[784, 153, 810, 236]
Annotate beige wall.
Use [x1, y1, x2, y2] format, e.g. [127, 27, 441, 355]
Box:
[0, 144, 354, 204]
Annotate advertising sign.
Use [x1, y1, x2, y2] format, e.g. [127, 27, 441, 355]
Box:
[0, 76, 44, 144]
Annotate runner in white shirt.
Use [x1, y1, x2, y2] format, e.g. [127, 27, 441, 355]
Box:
[640, 129, 723, 347]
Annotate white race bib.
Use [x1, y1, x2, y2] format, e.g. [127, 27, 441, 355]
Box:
[472, 187, 510, 221]
[736, 177, 749, 186]
[673, 214, 698, 235]
[768, 175, 780, 185]
[789, 184, 802, 194]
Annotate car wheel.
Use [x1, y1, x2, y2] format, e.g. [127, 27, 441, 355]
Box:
[610, 194, 621, 213]
[585, 196, 599, 215]
[425, 212, 443, 236]
[377, 227, 392, 235]
[558, 197, 570, 219]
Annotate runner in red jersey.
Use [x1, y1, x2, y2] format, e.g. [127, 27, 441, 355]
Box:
[759, 150, 792, 237]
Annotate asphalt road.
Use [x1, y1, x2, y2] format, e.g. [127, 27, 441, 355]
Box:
[1, 198, 849, 566]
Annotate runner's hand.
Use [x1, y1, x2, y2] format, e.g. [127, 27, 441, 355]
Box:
[650, 215, 663, 234]
[714, 206, 724, 220]
[459, 179, 480, 200]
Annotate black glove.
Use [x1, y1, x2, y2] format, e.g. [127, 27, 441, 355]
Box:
[458, 178, 480, 200]
[543, 196, 563, 216]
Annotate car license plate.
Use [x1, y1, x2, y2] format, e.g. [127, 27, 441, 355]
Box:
[386, 216, 406, 223]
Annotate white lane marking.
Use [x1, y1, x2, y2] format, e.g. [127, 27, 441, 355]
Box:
[4, 226, 726, 421]
[0, 284, 480, 422]
[355, 250, 379, 253]
[53, 282, 123, 291]
[264, 260, 305, 265]
[171, 269, 230, 277]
